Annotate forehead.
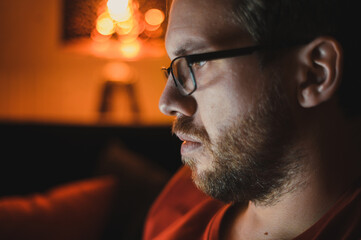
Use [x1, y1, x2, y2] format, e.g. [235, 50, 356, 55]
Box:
[165, 0, 251, 58]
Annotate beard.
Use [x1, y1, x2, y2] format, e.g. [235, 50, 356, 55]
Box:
[172, 75, 304, 205]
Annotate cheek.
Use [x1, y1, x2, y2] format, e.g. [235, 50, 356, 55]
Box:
[194, 57, 266, 140]
[197, 75, 251, 140]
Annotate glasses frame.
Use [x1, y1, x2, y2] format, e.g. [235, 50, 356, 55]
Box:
[162, 45, 262, 96]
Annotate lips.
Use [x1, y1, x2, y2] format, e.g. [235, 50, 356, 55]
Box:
[175, 133, 202, 155]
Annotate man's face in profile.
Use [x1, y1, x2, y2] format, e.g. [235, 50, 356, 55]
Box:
[160, 0, 300, 204]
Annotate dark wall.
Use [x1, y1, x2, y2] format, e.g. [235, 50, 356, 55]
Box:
[0, 122, 182, 197]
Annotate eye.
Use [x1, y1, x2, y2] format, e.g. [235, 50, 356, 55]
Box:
[191, 60, 207, 69]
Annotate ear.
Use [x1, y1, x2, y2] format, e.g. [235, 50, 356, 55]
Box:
[296, 37, 343, 108]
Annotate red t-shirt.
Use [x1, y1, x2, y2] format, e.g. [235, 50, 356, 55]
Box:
[143, 166, 361, 240]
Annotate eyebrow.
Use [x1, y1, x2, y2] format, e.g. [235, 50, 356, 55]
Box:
[172, 40, 207, 58]
[174, 47, 188, 57]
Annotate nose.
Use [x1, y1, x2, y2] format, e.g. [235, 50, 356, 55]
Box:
[159, 78, 197, 117]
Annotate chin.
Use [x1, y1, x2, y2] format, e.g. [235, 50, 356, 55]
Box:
[183, 153, 214, 172]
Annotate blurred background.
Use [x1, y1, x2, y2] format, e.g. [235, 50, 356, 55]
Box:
[0, 1, 181, 238]
[0, 0, 173, 125]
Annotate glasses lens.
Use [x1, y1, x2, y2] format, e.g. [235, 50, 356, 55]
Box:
[172, 57, 195, 94]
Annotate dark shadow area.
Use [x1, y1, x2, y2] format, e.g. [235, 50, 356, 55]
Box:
[0, 122, 182, 239]
[0, 122, 181, 197]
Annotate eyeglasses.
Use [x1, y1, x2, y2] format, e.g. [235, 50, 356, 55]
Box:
[162, 45, 262, 96]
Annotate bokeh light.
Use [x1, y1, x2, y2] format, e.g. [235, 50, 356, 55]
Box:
[145, 9, 165, 26]
[107, 0, 132, 22]
[96, 13, 115, 36]
[90, 0, 166, 60]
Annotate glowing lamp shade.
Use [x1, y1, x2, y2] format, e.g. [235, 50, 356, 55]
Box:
[145, 9, 165, 26]
[119, 40, 141, 59]
[63, 0, 167, 61]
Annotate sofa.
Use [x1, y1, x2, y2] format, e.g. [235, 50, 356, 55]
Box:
[0, 122, 181, 240]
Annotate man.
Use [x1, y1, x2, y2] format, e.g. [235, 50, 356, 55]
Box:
[143, 0, 361, 239]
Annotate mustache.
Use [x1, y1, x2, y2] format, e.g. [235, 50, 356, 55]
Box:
[172, 116, 210, 143]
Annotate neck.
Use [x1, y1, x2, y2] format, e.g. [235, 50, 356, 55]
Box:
[224, 104, 361, 240]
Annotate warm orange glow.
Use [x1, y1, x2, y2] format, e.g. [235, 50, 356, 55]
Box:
[144, 26, 163, 38]
[119, 40, 141, 59]
[88, 0, 166, 61]
[91, 40, 111, 55]
[107, 0, 132, 22]
[103, 62, 135, 83]
[145, 24, 161, 32]
[116, 18, 135, 35]
[145, 9, 165, 26]
[91, 29, 112, 42]
[96, 13, 115, 36]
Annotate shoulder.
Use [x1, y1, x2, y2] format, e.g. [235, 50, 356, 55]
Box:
[143, 166, 227, 240]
